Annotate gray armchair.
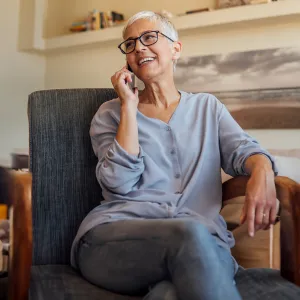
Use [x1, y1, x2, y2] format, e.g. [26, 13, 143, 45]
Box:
[19, 89, 300, 299]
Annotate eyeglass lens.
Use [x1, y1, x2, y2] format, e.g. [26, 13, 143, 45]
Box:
[122, 32, 158, 53]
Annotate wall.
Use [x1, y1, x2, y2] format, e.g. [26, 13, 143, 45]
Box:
[45, 1, 300, 150]
[0, 0, 45, 166]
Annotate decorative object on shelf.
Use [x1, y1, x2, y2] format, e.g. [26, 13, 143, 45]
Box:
[70, 10, 125, 33]
[157, 9, 174, 19]
[250, 0, 271, 4]
[11, 149, 29, 170]
[174, 47, 300, 129]
[69, 21, 90, 33]
[185, 8, 212, 14]
[217, 0, 251, 9]
[177, 7, 212, 16]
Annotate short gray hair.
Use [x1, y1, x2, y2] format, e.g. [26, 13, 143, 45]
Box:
[122, 11, 178, 41]
[122, 11, 179, 71]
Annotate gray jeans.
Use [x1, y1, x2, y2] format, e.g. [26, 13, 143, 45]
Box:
[77, 218, 241, 300]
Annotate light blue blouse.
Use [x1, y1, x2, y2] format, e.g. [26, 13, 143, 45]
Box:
[71, 91, 277, 268]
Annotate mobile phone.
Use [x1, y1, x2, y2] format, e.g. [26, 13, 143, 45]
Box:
[127, 63, 136, 92]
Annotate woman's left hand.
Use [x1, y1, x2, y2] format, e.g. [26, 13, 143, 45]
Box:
[240, 167, 277, 237]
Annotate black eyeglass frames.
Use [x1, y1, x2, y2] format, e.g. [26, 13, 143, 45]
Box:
[118, 30, 175, 54]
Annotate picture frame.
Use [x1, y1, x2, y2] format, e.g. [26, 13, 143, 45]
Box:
[217, 0, 250, 9]
[174, 47, 300, 129]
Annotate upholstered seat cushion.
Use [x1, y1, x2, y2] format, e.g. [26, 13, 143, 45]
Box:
[29, 265, 300, 300]
[29, 265, 141, 300]
[236, 268, 300, 299]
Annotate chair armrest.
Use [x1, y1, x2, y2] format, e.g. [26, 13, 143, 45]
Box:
[222, 176, 300, 286]
[275, 177, 300, 286]
[9, 171, 32, 300]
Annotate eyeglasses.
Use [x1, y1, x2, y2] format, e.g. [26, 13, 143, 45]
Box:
[118, 30, 175, 54]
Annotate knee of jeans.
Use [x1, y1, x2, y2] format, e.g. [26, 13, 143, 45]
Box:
[170, 220, 210, 242]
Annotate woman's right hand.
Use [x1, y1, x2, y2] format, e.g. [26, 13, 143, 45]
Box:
[111, 66, 139, 108]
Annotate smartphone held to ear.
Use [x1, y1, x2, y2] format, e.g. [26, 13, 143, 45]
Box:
[127, 63, 136, 92]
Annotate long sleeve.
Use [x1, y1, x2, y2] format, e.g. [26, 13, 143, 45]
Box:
[218, 103, 277, 177]
[90, 102, 145, 195]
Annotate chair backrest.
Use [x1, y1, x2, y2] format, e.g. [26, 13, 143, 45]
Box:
[28, 89, 117, 265]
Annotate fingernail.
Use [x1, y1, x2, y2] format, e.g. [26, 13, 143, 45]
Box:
[249, 231, 254, 237]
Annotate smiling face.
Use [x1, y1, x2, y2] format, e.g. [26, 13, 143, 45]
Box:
[123, 19, 181, 83]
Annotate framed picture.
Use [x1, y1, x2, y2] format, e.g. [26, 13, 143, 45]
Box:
[174, 47, 300, 129]
[217, 0, 250, 9]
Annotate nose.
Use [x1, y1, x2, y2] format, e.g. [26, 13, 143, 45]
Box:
[135, 38, 147, 53]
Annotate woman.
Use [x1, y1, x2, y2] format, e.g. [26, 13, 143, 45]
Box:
[71, 11, 278, 300]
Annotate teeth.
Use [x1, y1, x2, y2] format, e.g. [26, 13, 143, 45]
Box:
[139, 57, 155, 65]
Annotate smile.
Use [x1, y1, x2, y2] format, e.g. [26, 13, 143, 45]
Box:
[138, 57, 156, 66]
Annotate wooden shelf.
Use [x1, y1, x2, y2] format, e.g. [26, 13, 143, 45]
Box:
[45, 25, 123, 51]
[25, 0, 300, 52]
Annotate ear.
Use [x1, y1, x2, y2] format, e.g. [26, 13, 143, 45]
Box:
[172, 41, 182, 61]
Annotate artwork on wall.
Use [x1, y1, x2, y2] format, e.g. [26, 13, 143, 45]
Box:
[174, 47, 300, 129]
[217, 0, 251, 9]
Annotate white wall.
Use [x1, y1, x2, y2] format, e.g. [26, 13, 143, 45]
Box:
[0, 0, 45, 166]
[44, 1, 300, 150]
[247, 130, 300, 150]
